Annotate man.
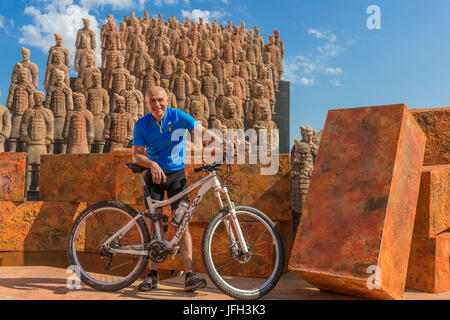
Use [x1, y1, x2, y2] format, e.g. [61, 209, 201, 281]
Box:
[132, 86, 227, 293]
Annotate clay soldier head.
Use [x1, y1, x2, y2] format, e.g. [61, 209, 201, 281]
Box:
[224, 81, 234, 96]
[114, 94, 126, 112]
[205, 62, 213, 75]
[144, 10, 150, 20]
[255, 83, 264, 98]
[224, 100, 236, 120]
[54, 33, 63, 47]
[54, 69, 65, 86]
[73, 92, 86, 111]
[92, 72, 101, 88]
[86, 53, 95, 68]
[177, 60, 186, 73]
[82, 18, 90, 29]
[260, 104, 271, 121]
[259, 65, 268, 79]
[32, 91, 45, 108]
[116, 54, 125, 68]
[22, 47, 31, 62]
[274, 29, 280, 39]
[232, 65, 240, 77]
[192, 79, 201, 94]
[126, 75, 136, 90]
[301, 126, 314, 143]
[18, 67, 29, 84]
[53, 51, 64, 65]
[264, 51, 272, 64]
[161, 78, 170, 90]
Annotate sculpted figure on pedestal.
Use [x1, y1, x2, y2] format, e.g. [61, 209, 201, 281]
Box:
[103, 94, 134, 151]
[86, 73, 110, 153]
[107, 55, 131, 106]
[236, 49, 252, 84]
[20, 91, 54, 191]
[253, 26, 265, 61]
[101, 14, 121, 52]
[47, 33, 70, 69]
[221, 100, 244, 132]
[221, 32, 236, 78]
[198, 32, 215, 63]
[273, 29, 284, 78]
[45, 69, 73, 154]
[102, 36, 121, 85]
[76, 18, 96, 50]
[6, 67, 35, 152]
[169, 60, 192, 112]
[11, 47, 39, 89]
[0, 89, 12, 153]
[265, 36, 282, 80]
[120, 75, 144, 124]
[186, 79, 210, 127]
[290, 126, 319, 239]
[63, 92, 94, 154]
[263, 51, 280, 92]
[229, 65, 248, 122]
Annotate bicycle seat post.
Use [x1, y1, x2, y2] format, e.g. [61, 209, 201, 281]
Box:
[138, 172, 154, 213]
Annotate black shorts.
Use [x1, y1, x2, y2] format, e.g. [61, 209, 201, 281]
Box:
[144, 168, 189, 211]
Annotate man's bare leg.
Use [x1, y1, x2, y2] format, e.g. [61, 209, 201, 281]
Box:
[180, 226, 193, 272]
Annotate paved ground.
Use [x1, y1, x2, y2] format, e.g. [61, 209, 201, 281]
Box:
[0, 266, 448, 300]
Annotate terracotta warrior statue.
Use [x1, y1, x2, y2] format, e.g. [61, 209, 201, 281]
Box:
[291, 126, 319, 240]
[45, 69, 73, 154]
[47, 33, 70, 69]
[138, 59, 161, 98]
[199, 63, 219, 129]
[44, 51, 70, 92]
[247, 83, 270, 127]
[120, 75, 144, 124]
[185, 79, 210, 127]
[20, 91, 54, 191]
[221, 31, 236, 78]
[160, 79, 177, 110]
[265, 36, 282, 79]
[62, 92, 94, 154]
[86, 73, 110, 153]
[254, 65, 276, 114]
[101, 36, 121, 85]
[103, 94, 134, 151]
[74, 34, 97, 73]
[221, 100, 244, 133]
[0, 89, 12, 152]
[273, 29, 284, 78]
[229, 65, 248, 123]
[184, 45, 201, 80]
[209, 49, 226, 96]
[11, 47, 39, 89]
[263, 51, 280, 92]
[76, 18, 96, 50]
[101, 14, 121, 52]
[6, 67, 35, 152]
[175, 28, 192, 61]
[128, 39, 154, 79]
[253, 103, 278, 150]
[169, 60, 192, 112]
[236, 49, 252, 84]
[75, 53, 101, 95]
[216, 81, 241, 122]
[157, 43, 178, 79]
[107, 55, 131, 106]
[198, 31, 215, 64]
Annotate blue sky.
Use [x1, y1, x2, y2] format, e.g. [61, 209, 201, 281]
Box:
[1, 0, 450, 148]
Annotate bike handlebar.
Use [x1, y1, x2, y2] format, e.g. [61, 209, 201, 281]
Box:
[194, 152, 228, 173]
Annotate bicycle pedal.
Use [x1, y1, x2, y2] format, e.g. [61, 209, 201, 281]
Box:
[172, 246, 180, 259]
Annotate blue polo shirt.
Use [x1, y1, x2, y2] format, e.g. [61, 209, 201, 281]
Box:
[133, 108, 199, 173]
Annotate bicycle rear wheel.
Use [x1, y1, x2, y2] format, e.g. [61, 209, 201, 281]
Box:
[67, 201, 150, 292]
[201, 206, 285, 300]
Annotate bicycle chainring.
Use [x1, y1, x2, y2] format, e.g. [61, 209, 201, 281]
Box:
[148, 240, 168, 263]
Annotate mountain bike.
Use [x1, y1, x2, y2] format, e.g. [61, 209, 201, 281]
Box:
[67, 156, 285, 300]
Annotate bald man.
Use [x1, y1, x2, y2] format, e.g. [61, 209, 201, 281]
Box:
[132, 86, 223, 292]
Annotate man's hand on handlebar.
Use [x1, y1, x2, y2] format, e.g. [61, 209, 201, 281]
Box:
[149, 161, 167, 184]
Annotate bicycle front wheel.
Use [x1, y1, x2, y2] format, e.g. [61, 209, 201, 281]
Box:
[202, 206, 285, 300]
[67, 201, 150, 292]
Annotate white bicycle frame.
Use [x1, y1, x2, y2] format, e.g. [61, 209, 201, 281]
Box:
[101, 169, 249, 257]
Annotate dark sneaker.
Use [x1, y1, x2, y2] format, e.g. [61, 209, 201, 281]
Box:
[137, 271, 159, 292]
[184, 272, 207, 292]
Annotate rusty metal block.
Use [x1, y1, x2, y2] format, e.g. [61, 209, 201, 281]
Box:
[413, 165, 450, 238]
[406, 233, 450, 293]
[0, 201, 86, 251]
[411, 107, 450, 166]
[289, 104, 426, 300]
[0, 152, 26, 201]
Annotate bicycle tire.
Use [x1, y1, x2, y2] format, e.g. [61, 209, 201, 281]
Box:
[201, 205, 285, 300]
[67, 201, 151, 292]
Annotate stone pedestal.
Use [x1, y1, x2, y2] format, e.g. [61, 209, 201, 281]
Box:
[0, 152, 26, 202]
[288, 104, 426, 300]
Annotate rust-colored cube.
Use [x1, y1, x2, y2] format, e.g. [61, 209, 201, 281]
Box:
[411, 107, 450, 166]
[413, 165, 450, 238]
[0, 201, 86, 251]
[0, 152, 26, 202]
[406, 233, 450, 293]
[289, 104, 426, 300]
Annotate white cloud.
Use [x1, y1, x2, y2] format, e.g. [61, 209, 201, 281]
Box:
[80, 0, 134, 10]
[19, 1, 102, 71]
[325, 67, 342, 74]
[181, 9, 225, 24]
[0, 15, 5, 29]
[329, 79, 341, 87]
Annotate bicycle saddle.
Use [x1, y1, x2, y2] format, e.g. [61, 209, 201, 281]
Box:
[126, 163, 148, 174]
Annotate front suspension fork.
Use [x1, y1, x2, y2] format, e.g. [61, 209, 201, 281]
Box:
[215, 187, 249, 254]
